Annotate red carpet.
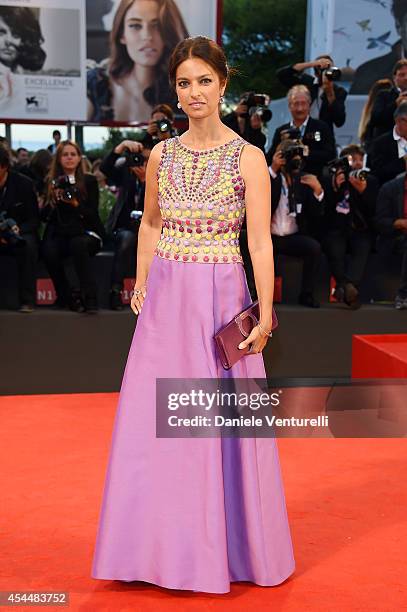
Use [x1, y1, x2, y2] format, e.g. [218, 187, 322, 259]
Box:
[1, 393, 406, 611]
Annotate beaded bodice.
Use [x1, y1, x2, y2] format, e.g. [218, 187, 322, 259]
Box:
[155, 135, 247, 263]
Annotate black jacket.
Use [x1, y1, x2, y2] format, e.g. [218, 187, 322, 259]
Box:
[322, 174, 379, 233]
[0, 170, 39, 234]
[100, 149, 146, 234]
[270, 171, 324, 238]
[41, 173, 106, 240]
[222, 112, 266, 152]
[276, 64, 347, 132]
[375, 173, 407, 236]
[368, 131, 405, 186]
[368, 87, 398, 142]
[266, 117, 336, 178]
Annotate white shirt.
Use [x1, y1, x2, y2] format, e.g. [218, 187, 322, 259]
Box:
[393, 126, 407, 158]
[268, 167, 324, 237]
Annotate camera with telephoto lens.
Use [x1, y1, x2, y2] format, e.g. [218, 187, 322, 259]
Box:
[239, 92, 272, 123]
[0, 211, 26, 247]
[115, 147, 145, 169]
[51, 174, 80, 202]
[280, 129, 309, 174]
[323, 66, 342, 81]
[328, 156, 370, 181]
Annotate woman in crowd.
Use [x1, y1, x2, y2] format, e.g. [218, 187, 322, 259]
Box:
[87, 0, 189, 123]
[358, 78, 393, 154]
[41, 141, 106, 313]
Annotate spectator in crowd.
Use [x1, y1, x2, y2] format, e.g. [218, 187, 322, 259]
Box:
[0, 145, 39, 312]
[48, 130, 62, 154]
[15, 147, 30, 169]
[375, 164, 407, 309]
[142, 103, 178, 148]
[277, 55, 347, 135]
[322, 145, 379, 309]
[268, 138, 325, 308]
[350, 0, 407, 94]
[222, 92, 268, 152]
[100, 138, 152, 310]
[91, 158, 117, 228]
[365, 60, 407, 143]
[41, 140, 106, 313]
[28, 148, 53, 207]
[369, 102, 407, 185]
[86, 0, 189, 123]
[266, 85, 336, 178]
[358, 78, 393, 154]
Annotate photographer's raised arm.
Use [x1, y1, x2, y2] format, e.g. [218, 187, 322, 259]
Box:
[133, 142, 164, 290]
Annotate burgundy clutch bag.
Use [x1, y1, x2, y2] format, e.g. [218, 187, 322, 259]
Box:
[214, 300, 278, 370]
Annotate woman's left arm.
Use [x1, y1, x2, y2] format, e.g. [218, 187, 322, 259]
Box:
[238, 144, 275, 351]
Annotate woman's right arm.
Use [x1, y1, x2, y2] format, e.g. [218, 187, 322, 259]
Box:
[130, 141, 164, 315]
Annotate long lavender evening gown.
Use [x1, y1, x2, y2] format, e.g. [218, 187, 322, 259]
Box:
[91, 135, 295, 593]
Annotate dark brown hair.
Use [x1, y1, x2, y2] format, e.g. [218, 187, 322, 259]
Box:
[151, 103, 174, 121]
[393, 58, 407, 75]
[169, 36, 236, 90]
[109, 0, 188, 105]
[46, 140, 87, 203]
[340, 144, 365, 158]
[358, 78, 393, 142]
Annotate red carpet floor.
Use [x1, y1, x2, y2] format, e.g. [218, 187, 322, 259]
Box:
[1, 393, 406, 612]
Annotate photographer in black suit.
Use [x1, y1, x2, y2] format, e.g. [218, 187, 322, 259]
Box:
[367, 59, 407, 141]
[222, 92, 269, 152]
[375, 169, 407, 309]
[0, 146, 39, 312]
[269, 137, 325, 308]
[322, 145, 379, 309]
[277, 55, 347, 134]
[369, 102, 407, 185]
[100, 139, 152, 310]
[266, 85, 336, 178]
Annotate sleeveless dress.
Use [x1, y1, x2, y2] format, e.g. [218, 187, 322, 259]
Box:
[91, 135, 295, 594]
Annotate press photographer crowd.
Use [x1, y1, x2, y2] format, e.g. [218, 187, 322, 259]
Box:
[1, 55, 407, 314]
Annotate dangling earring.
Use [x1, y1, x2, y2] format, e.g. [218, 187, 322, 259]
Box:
[219, 96, 224, 103]
[177, 101, 182, 109]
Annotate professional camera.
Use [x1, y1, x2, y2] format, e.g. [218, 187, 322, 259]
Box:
[323, 66, 342, 81]
[240, 92, 272, 123]
[115, 147, 145, 169]
[280, 139, 308, 174]
[0, 211, 26, 248]
[328, 156, 370, 180]
[155, 119, 171, 133]
[51, 175, 80, 202]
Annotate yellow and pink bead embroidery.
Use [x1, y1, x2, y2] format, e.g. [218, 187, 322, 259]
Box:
[155, 136, 247, 263]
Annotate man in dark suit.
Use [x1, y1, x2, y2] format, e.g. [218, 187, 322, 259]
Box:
[268, 138, 325, 308]
[367, 59, 407, 141]
[375, 171, 407, 309]
[266, 85, 337, 178]
[277, 55, 347, 134]
[369, 102, 407, 185]
[0, 146, 39, 312]
[350, 1, 407, 94]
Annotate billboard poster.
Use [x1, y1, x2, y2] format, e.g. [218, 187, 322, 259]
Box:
[306, 0, 403, 95]
[0, 0, 86, 120]
[86, 0, 219, 125]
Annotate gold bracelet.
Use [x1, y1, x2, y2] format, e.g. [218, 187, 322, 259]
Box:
[257, 322, 273, 337]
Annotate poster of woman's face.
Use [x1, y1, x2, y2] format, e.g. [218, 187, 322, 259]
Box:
[86, 0, 218, 125]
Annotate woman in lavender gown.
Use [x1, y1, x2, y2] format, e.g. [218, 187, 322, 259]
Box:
[91, 36, 295, 594]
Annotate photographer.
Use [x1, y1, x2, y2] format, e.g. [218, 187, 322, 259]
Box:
[375, 163, 407, 309]
[222, 92, 270, 152]
[142, 104, 177, 149]
[41, 140, 105, 313]
[369, 102, 407, 185]
[266, 85, 336, 178]
[269, 137, 325, 308]
[367, 60, 407, 141]
[100, 139, 152, 310]
[322, 145, 379, 309]
[0, 145, 39, 312]
[277, 55, 347, 134]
